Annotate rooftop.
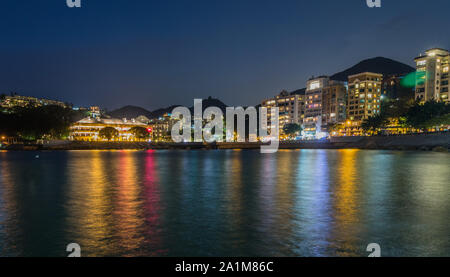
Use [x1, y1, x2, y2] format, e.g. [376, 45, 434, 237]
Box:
[76, 117, 148, 126]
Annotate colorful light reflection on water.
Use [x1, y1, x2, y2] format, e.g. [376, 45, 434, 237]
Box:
[0, 150, 449, 257]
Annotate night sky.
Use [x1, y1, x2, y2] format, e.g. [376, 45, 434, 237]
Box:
[1, 0, 449, 110]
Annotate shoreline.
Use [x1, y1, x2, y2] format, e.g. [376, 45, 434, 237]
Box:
[2, 132, 449, 152]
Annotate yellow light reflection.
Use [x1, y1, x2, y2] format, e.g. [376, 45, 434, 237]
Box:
[334, 149, 359, 256]
[66, 151, 115, 256]
[114, 151, 145, 256]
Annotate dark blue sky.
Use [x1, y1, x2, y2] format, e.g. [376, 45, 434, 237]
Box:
[1, 0, 449, 110]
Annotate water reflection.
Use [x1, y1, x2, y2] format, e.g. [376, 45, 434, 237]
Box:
[142, 151, 165, 256]
[0, 150, 448, 257]
[0, 155, 21, 256]
[66, 151, 116, 256]
[333, 149, 360, 256]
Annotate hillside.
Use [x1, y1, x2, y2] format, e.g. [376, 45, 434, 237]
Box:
[330, 57, 415, 81]
[107, 105, 153, 119]
[108, 57, 415, 116]
[151, 105, 180, 119]
[189, 97, 228, 113]
[108, 97, 228, 120]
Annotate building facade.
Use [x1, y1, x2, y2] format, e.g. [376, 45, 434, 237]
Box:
[89, 106, 102, 118]
[70, 117, 150, 141]
[347, 72, 382, 122]
[382, 74, 414, 100]
[304, 76, 329, 136]
[322, 80, 347, 127]
[415, 48, 449, 103]
[149, 113, 175, 142]
[261, 90, 305, 135]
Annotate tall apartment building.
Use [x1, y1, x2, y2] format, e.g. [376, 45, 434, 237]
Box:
[382, 74, 415, 100]
[261, 90, 305, 134]
[347, 72, 382, 122]
[414, 48, 449, 103]
[322, 80, 347, 127]
[304, 76, 329, 135]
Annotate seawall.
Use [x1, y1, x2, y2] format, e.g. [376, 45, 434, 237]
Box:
[3, 132, 449, 151]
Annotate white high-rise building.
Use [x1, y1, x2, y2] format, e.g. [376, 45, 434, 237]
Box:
[261, 90, 305, 134]
[304, 76, 329, 136]
[415, 48, 449, 103]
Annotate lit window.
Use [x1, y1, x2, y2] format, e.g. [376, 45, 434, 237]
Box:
[417, 61, 427, 66]
[309, 81, 321, 90]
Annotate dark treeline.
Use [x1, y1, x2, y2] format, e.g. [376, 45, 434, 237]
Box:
[362, 100, 450, 132]
[0, 106, 86, 140]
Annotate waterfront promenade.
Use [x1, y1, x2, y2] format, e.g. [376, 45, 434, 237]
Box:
[3, 132, 449, 152]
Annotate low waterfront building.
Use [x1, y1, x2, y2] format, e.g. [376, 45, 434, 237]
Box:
[328, 120, 363, 137]
[261, 89, 305, 135]
[70, 117, 150, 141]
[347, 72, 382, 122]
[414, 48, 449, 103]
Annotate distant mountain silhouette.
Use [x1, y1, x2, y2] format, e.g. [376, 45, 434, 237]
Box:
[108, 97, 228, 120]
[151, 105, 181, 118]
[330, 57, 415, 81]
[109, 58, 415, 116]
[189, 97, 228, 113]
[108, 105, 153, 119]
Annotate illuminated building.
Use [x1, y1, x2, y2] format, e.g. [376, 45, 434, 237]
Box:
[322, 80, 347, 127]
[149, 113, 176, 142]
[414, 48, 449, 103]
[0, 94, 70, 109]
[304, 76, 329, 136]
[261, 89, 305, 134]
[347, 72, 382, 122]
[70, 117, 150, 141]
[382, 74, 414, 100]
[89, 106, 102, 118]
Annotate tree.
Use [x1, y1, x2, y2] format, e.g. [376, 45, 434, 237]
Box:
[283, 123, 302, 138]
[0, 105, 79, 140]
[327, 122, 345, 135]
[424, 113, 450, 128]
[99, 127, 119, 141]
[129, 126, 150, 141]
[328, 123, 343, 133]
[361, 114, 389, 133]
[405, 100, 449, 129]
[380, 97, 414, 120]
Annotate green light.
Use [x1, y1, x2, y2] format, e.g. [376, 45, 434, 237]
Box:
[400, 71, 428, 88]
